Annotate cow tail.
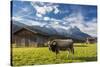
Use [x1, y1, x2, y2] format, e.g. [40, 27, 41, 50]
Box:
[71, 42, 74, 54]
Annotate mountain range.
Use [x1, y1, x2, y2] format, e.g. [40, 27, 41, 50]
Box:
[12, 20, 91, 41]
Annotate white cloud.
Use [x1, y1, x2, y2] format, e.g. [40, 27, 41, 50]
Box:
[44, 6, 53, 12]
[12, 16, 21, 21]
[44, 16, 50, 21]
[36, 13, 43, 17]
[30, 2, 59, 17]
[82, 19, 97, 37]
[12, 16, 33, 26]
[62, 12, 97, 37]
[35, 6, 47, 15]
[21, 7, 29, 12]
[53, 6, 59, 14]
[12, 16, 47, 27]
[53, 21, 59, 25]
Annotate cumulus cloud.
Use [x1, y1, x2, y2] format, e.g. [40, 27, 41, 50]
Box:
[82, 18, 97, 37]
[51, 22, 59, 26]
[12, 16, 21, 21]
[12, 16, 33, 25]
[53, 6, 59, 14]
[30, 2, 59, 17]
[12, 16, 47, 27]
[62, 11, 97, 37]
[36, 13, 43, 17]
[35, 6, 47, 15]
[44, 16, 50, 21]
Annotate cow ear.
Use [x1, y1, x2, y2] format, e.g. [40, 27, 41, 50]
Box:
[47, 41, 50, 45]
[53, 41, 56, 45]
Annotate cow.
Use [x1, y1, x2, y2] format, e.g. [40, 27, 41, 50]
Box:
[48, 39, 74, 58]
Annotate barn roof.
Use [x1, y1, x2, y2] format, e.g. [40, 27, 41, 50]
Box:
[13, 27, 50, 37]
[13, 27, 37, 34]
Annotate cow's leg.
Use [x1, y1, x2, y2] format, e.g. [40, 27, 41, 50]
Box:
[71, 47, 74, 59]
[55, 50, 59, 59]
[55, 53, 57, 59]
[71, 47, 74, 54]
[67, 48, 70, 59]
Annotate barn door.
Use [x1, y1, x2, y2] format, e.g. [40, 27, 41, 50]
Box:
[21, 38, 25, 47]
[25, 38, 29, 47]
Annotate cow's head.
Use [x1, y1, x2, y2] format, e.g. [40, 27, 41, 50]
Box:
[48, 40, 57, 51]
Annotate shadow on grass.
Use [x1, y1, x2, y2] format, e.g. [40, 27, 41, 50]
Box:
[74, 56, 97, 61]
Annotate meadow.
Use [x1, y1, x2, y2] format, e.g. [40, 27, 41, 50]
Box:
[12, 43, 97, 66]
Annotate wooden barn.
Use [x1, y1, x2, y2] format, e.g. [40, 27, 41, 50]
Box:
[12, 27, 49, 47]
[86, 37, 97, 44]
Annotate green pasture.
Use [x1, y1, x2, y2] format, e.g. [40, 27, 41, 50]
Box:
[12, 43, 97, 66]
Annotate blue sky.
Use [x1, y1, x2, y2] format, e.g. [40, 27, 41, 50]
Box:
[11, 1, 97, 37]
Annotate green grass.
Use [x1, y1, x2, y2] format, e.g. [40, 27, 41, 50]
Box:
[12, 43, 97, 66]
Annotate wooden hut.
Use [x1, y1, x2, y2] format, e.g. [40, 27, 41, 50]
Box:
[86, 37, 97, 44]
[12, 27, 49, 47]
